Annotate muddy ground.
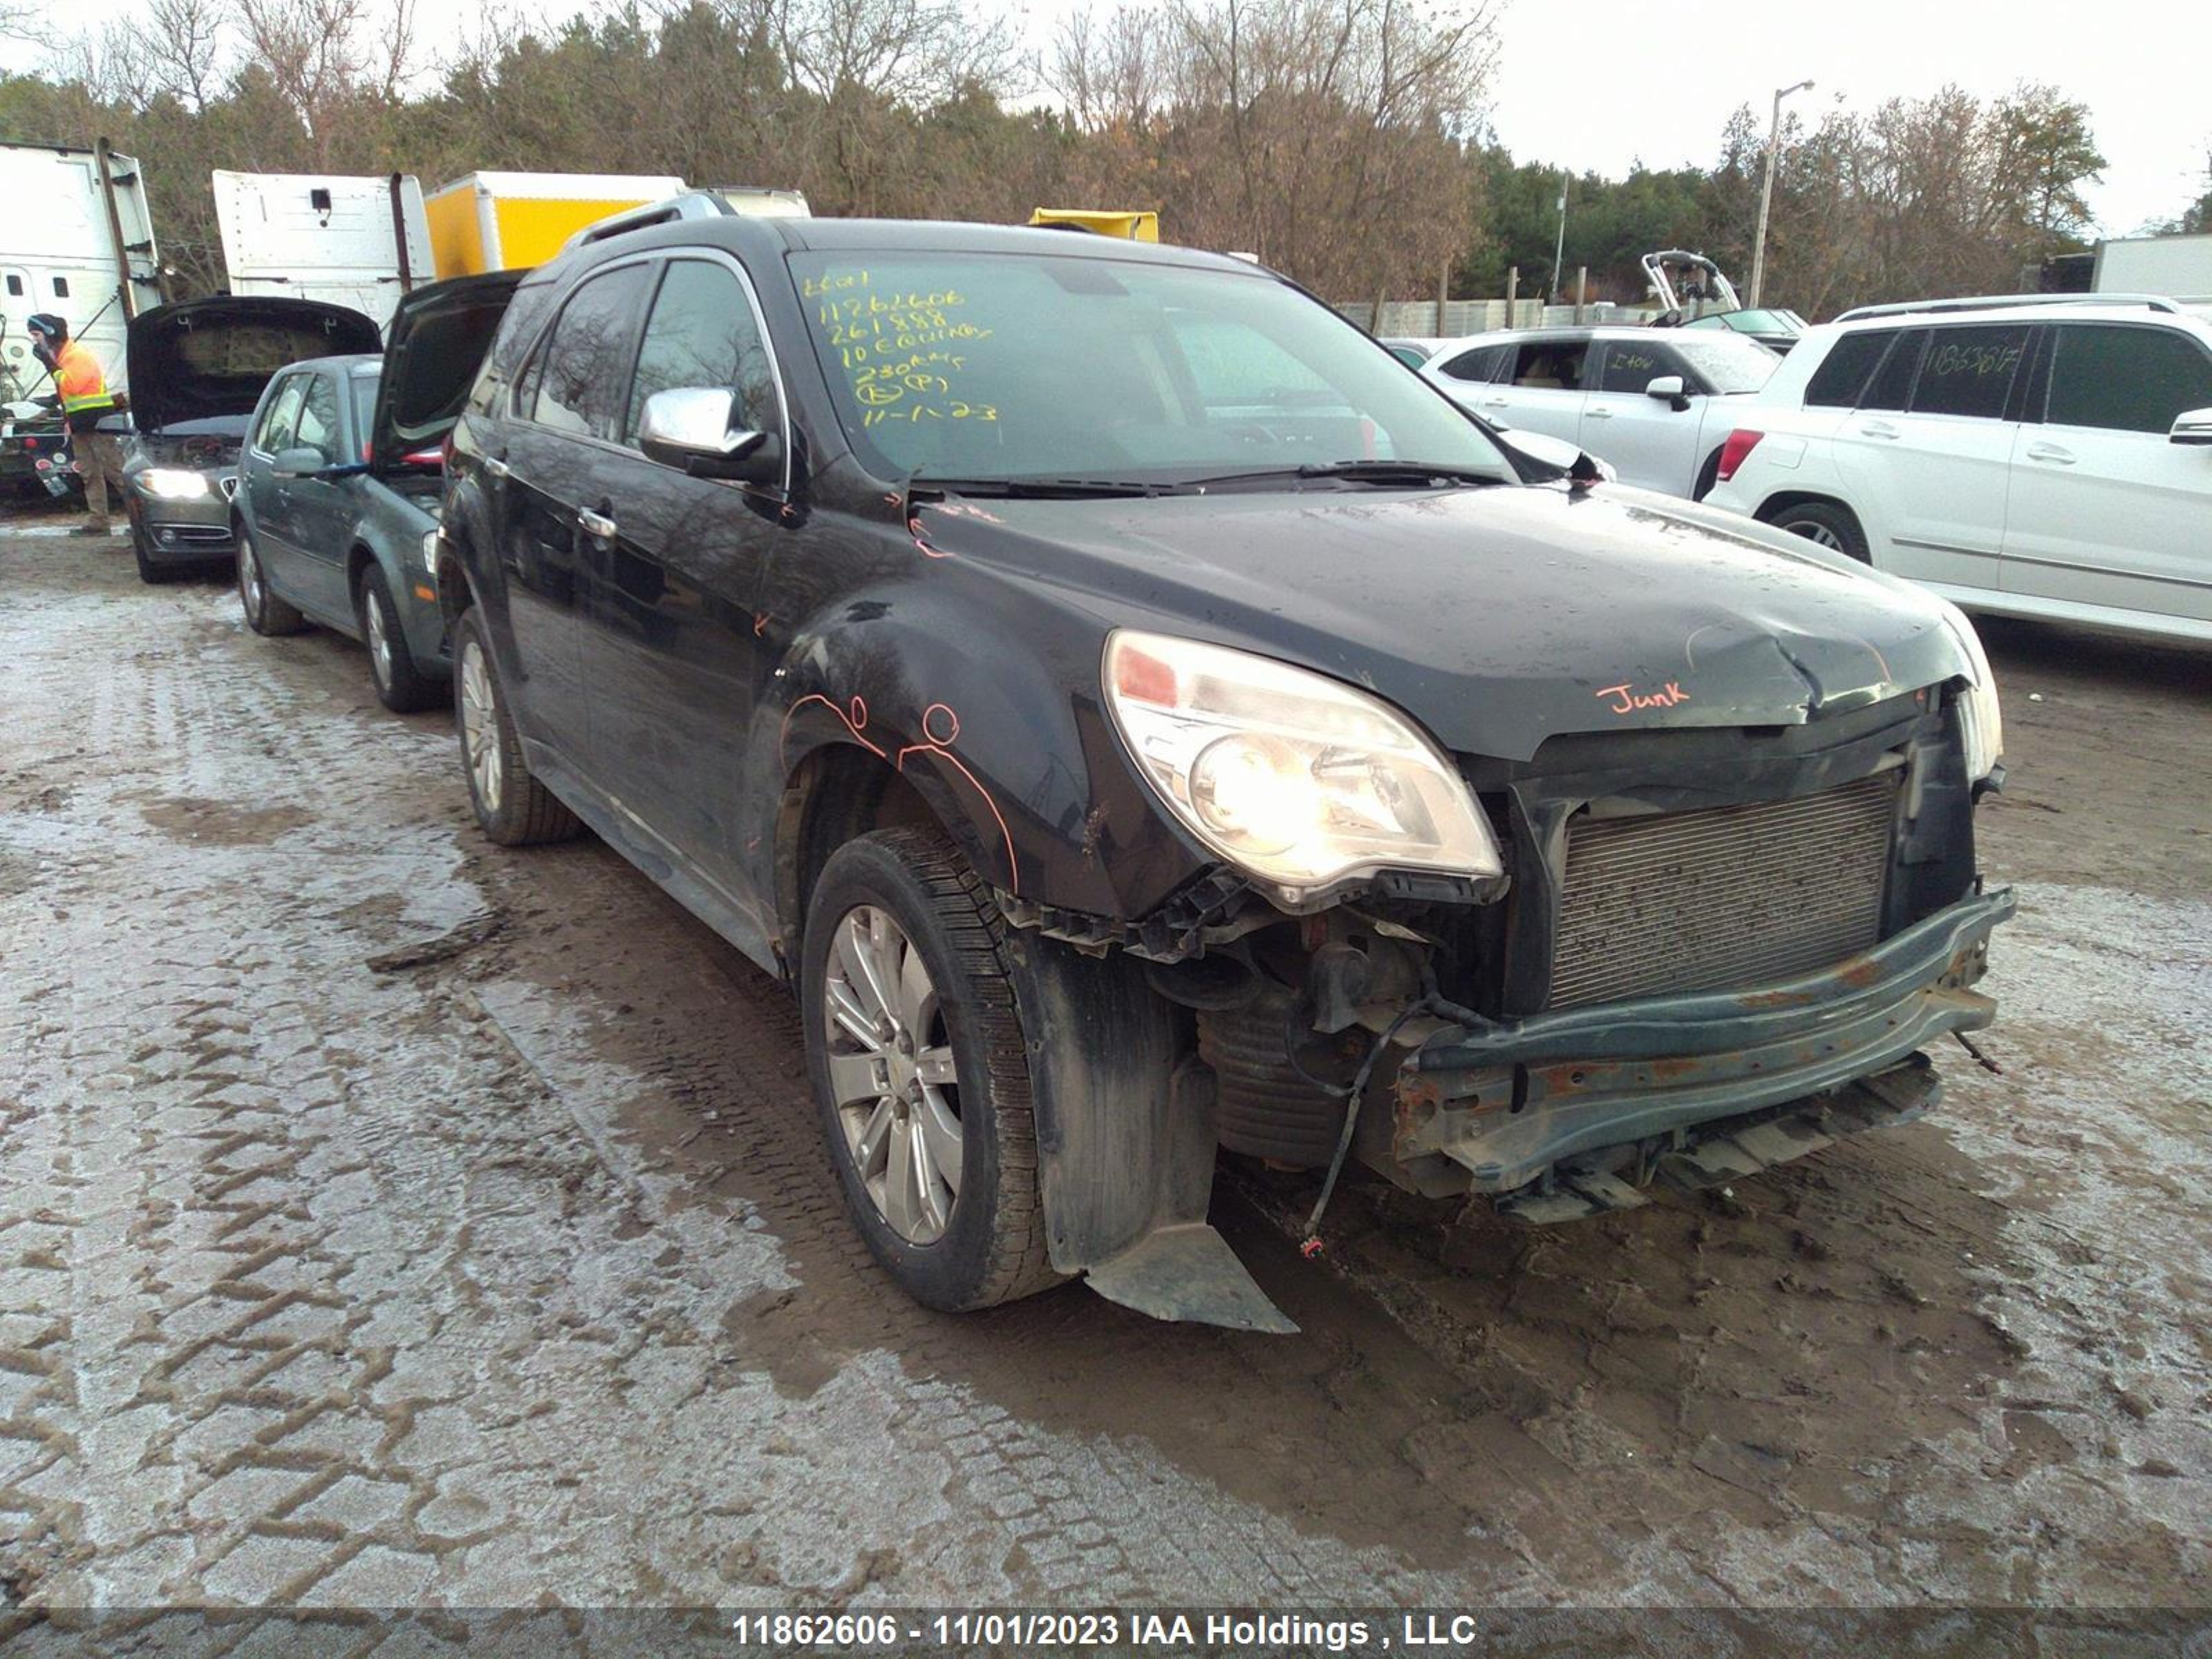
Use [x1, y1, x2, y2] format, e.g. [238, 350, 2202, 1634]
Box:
[1, 515, 2206, 1624]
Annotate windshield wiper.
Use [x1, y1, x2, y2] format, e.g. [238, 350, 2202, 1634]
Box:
[910, 475, 1185, 500]
[1184, 459, 1503, 489]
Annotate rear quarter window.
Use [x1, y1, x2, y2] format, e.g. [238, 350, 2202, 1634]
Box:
[2045, 324, 2212, 433]
[1804, 329, 1898, 407]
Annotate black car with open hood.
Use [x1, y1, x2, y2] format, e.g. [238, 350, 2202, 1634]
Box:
[121, 296, 382, 584]
[432, 208, 2015, 1335]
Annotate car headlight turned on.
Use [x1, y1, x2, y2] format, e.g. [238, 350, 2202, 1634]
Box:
[138, 467, 213, 501]
[1938, 600, 2005, 783]
[420, 528, 441, 572]
[1104, 629, 1503, 907]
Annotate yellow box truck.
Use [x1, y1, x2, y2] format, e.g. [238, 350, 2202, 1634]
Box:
[424, 171, 686, 276]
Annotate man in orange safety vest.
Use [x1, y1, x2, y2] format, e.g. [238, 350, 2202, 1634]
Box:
[28, 312, 129, 538]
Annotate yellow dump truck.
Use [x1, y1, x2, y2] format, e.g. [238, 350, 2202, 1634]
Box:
[425, 171, 686, 276]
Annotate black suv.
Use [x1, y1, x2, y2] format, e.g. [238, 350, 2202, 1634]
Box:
[431, 205, 2014, 1333]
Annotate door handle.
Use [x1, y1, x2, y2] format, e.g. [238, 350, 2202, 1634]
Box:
[1584, 408, 1613, 420]
[577, 507, 617, 540]
[1857, 420, 1901, 440]
[2025, 442, 2075, 465]
[482, 456, 511, 480]
[1481, 397, 1508, 408]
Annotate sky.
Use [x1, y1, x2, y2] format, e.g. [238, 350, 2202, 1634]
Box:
[62, 0, 2212, 239]
[1481, 0, 2207, 237]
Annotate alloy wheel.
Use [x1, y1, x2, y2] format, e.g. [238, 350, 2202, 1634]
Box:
[821, 905, 963, 1244]
[1782, 517, 1846, 552]
[364, 584, 393, 692]
[458, 639, 503, 812]
[238, 536, 263, 621]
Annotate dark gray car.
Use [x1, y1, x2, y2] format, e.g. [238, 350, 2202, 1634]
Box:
[234, 274, 523, 712]
[122, 297, 382, 584]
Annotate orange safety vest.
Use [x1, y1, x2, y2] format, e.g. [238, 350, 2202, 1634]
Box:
[56, 339, 116, 422]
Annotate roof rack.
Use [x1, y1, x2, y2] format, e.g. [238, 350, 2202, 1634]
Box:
[1833, 292, 2183, 323]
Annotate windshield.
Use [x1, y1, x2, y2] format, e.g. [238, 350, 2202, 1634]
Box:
[1670, 335, 1783, 393]
[791, 250, 1515, 487]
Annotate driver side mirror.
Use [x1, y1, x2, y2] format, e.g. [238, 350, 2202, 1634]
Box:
[639, 387, 780, 485]
[272, 447, 328, 478]
[1644, 374, 1692, 411]
[2171, 407, 2212, 447]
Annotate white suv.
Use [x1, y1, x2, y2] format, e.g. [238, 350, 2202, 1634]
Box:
[1705, 296, 2212, 644]
[1420, 326, 1779, 498]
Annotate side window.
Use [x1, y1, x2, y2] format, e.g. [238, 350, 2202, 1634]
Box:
[1595, 341, 1678, 394]
[4, 275, 21, 297]
[291, 375, 342, 464]
[2045, 324, 2212, 434]
[256, 375, 307, 453]
[529, 264, 655, 439]
[1510, 341, 1586, 391]
[1804, 329, 1898, 408]
[1439, 344, 1505, 382]
[52, 276, 69, 298]
[624, 259, 784, 447]
[1909, 324, 2029, 420]
[1858, 329, 1927, 411]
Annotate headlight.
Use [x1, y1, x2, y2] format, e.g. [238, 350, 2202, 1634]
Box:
[420, 528, 441, 572]
[1104, 630, 1503, 906]
[1938, 601, 2003, 782]
[138, 467, 212, 501]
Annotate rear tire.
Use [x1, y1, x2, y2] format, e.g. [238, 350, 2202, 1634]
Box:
[454, 607, 580, 845]
[1763, 498, 1870, 563]
[357, 563, 444, 714]
[801, 827, 1061, 1313]
[237, 525, 304, 633]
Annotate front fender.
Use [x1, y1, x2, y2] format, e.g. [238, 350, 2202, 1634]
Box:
[758, 559, 1204, 927]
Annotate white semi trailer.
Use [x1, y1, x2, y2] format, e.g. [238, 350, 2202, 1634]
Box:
[2094, 233, 2212, 303]
[0, 140, 162, 400]
[212, 171, 433, 330]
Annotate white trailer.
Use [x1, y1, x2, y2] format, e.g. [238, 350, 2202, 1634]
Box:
[0, 140, 162, 401]
[2093, 234, 2212, 303]
[212, 171, 432, 330]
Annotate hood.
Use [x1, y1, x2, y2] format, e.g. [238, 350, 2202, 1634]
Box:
[372, 272, 523, 471]
[913, 482, 1970, 763]
[128, 297, 382, 432]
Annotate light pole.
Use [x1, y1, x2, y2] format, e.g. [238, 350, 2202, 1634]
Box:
[1749, 77, 1814, 308]
[1548, 174, 1568, 305]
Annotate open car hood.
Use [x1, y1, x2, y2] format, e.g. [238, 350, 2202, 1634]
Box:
[372, 272, 524, 472]
[127, 297, 381, 433]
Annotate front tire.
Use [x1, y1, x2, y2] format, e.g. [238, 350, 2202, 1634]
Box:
[801, 827, 1060, 1313]
[237, 525, 304, 634]
[1763, 498, 1871, 562]
[453, 608, 580, 845]
[357, 563, 444, 713]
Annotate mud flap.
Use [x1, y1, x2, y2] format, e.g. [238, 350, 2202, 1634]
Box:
[1085, 1223, 1300, 1334]
[1006, 930, 1296, 1334]
[1498, 1053, 1941, 1224]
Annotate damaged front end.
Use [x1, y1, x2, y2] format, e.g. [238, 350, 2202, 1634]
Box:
[1042, 669, 2014, 1333]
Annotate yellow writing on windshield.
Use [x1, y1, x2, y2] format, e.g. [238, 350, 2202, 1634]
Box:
[809, 268, 999, 426]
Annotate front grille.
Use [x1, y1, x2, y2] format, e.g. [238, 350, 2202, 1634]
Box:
[1548, 771, 1898, 1009]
